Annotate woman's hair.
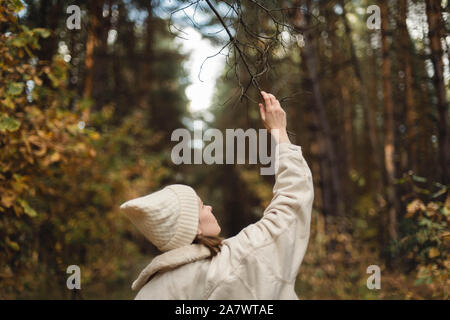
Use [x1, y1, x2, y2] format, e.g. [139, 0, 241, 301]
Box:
[193, 234, 224, 257]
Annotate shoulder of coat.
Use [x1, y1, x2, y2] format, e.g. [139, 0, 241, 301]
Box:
[131, 244, 211, 291]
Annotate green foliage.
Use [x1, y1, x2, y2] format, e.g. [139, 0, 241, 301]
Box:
[0, 1, 173, 298]
[0, 115, 21, 132]
[388, 174, 449, 298]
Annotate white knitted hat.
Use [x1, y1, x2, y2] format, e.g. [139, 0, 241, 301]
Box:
[119, 184, 199, 252]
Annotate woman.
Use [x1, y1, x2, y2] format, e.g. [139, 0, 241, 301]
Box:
[119, 91, 314, 299]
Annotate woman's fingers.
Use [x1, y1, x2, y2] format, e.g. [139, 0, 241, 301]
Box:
[261, 91, 282, 113]
[258, 103, 266, 121]
[268, 93, 283, 111]
[261, 91, 272, 111]
[259, 91, 287, 133]
[268, 93, 277, 106]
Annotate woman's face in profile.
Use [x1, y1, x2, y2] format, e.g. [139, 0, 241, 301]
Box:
[197, 196, 221, 237]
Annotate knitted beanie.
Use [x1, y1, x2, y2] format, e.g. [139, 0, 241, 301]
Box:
[119, 184, 199, 252]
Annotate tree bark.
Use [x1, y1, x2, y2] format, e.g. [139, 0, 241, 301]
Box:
[398, 0, 418, 173]
[425, 0, 449, 184]
[294, 0, 345, 223]
[380, 1, 398, 241]
[37, 0, 62, 62]
[326, 4, 354, 212]
[302, 74, 333, 218]
[83, 1, 104, 99]
[340, 0, 383, 196]
[137, 1, 154, 111]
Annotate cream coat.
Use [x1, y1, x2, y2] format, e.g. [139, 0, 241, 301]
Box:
[132, 142, 314, 299]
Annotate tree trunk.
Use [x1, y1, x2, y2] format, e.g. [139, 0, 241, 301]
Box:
[92, 0, 112, 109]
[37, 0, 62, 63]
[425, 0, 449, 184]
[302, 74, 334, 218]
[326, 4, 354, 212]
[83, 1, 104, 99]
[36, 0, 62, 90]
[380, 1, 398, 241]
[294, 0, 345, 224]
[340, 0, 383, 197]
[398, 0, 418, 174]
[137, 1, 154, 111]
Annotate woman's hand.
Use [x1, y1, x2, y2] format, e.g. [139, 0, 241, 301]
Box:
[259, 91, 291, 144]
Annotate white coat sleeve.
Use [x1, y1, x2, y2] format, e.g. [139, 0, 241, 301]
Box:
[225, 142, 314, 282]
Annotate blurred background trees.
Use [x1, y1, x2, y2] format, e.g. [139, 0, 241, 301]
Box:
[0, 0, 448, 299]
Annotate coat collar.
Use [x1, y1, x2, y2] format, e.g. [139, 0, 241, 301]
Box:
[132, 244, 211, 291]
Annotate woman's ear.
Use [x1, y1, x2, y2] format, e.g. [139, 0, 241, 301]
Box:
[197, 224, 202, 235]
